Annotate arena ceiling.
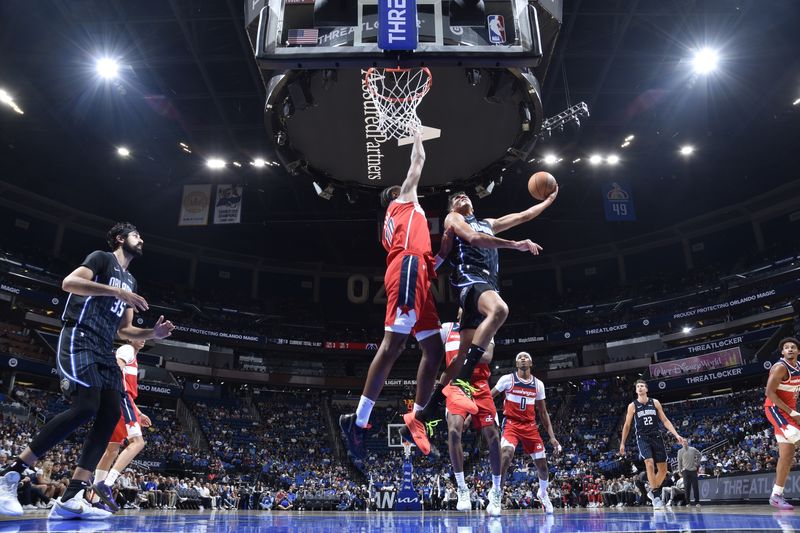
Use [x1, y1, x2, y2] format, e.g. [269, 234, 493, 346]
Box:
[0, 0, 798, 269]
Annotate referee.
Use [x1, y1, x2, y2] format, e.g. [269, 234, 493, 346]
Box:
[677, 439, 701, 506]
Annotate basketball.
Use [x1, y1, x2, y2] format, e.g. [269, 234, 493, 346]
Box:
[528, 171, 558, 201]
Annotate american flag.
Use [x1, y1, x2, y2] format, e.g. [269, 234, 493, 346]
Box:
[287, 28, 319, 45]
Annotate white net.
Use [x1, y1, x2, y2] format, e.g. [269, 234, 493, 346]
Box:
[364, 67, 432, 141]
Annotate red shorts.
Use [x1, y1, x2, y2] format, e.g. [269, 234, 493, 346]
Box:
[765, 405, 800, 444]
[383, 253, 439, 339]
[446, 380, 496, 428]
[501, 419, 544, 455]
[110, 393, 142, 444]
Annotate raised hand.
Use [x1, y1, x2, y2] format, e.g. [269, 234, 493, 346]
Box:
[152, 315, 175, 339]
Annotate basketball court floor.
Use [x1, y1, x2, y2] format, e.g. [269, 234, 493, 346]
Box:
[2, 507, 799, 532]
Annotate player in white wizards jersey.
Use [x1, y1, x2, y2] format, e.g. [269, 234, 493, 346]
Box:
[92, 339, 151, 511]
[491, 352, 560, 514]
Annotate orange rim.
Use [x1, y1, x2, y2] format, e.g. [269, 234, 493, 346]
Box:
[364, 67, 432, 103]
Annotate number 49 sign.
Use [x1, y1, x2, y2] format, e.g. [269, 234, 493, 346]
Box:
[603, 181, 637, 221]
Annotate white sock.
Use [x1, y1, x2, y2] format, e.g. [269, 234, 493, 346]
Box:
[413, 403, 424, 412]
[94, 469, 108, 483]
[454, 472, 467, 490]
[539, 478, 549, 494]
[773, 484, 785, 496]
[492, 475, 502, 492]
[105, 469, 121, 487]
[355, 396, 375, 428]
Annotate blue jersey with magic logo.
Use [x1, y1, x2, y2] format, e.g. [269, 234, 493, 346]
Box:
[449, 214, 499, 289]
[61, 251, 137, 356]
[632, 398, 660, 439]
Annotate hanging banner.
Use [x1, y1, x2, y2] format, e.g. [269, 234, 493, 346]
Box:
[603, 181, 636, 221]
[649, 347, 743, 379]
[178, 185, 212, 226]
[655, 327, 779, 361]
[213, 184, 243, 224]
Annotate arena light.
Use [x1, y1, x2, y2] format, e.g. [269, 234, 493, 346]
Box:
[679, 145, 695, 156]
[206, 158, 226, 169]
[682, 326, 692, 334]
[0, 88, 24, 114]
[232, 161, 242, 168]
[589, 154, 603, 166]
[313, 181, 334, 200]
[793, 97, 800, 106]
[606, 154, 620, 165]
[96, 58, 120, 80]
[692, 48, 719, 75]
[543, 154, 559, 165]
[116, 146, 130, 158]
[572, 158, 581, 164]
[621, 141, 631, 148]
[624, 134, 635, 142]
[250, 158, 267, 168]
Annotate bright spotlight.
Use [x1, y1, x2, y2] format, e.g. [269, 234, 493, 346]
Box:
[793, 97, 800, 106]
[96, 58, 120, 80]
[692, 48, 719, 75]
[543, 154, 558, 165]
[251, 158, 267, 168]
[682, 326, 692, 334]
[624, 134, 635, 142]
[116, 146, 130, 158]
[589, 154, 603, 166]
[621, 141, 631, 148]
[679, 145, 695, 156]
[606, 154, 620, 165]
[232, 161, 242, 168]
[0, 88, 24, 114]
[206, 158, 226, 169]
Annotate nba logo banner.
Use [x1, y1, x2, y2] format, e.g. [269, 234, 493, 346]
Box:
[379, 0, 418, 50]
[487, 15, 506, 44]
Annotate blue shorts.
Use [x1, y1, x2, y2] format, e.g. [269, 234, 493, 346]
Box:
[56, 326, 123, 396]
[636, 434, 667, 463]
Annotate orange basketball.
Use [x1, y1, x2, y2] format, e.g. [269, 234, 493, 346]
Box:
[528, 171, 557, 201]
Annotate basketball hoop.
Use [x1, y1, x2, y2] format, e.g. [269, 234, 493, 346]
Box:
[401, 440, 414, 459]
[364, 67, 432, 142]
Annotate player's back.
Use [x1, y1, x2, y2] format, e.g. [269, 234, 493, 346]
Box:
[382, 200, 432, 265]
[441, 322, 490, 382]
[116, 345, 139, 399]
[765, 358, 800, 410]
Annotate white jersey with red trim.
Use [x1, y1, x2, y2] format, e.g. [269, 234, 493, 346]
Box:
[494, 372, 545, 423]
[440, 322, 491, 382]
[116, 344, 139, 400]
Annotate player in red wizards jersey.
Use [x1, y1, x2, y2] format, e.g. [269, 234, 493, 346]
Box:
[492, 352, 560, 514]
[92, 339, 151, 511]
[339, 133, 476, 461]
[441, 318, 502, 514]
[765, 336, 800, 509]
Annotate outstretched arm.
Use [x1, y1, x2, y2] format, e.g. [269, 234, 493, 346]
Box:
[654, 399, 687, 445]
[488, 186, 558, 235]
[444, 212, 543, 254]
[396, 133, 425, 204]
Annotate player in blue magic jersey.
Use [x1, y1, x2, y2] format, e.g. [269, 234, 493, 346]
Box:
[0, 223, 174, 520]
[619, 379, 686, 510]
